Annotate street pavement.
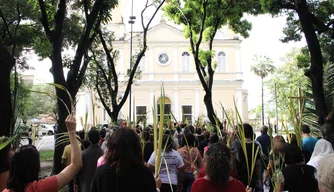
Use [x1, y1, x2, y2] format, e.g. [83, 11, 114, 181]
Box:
[21, 135, 55, 151]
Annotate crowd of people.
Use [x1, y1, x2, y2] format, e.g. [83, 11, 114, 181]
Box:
[0, 115, 334, 192]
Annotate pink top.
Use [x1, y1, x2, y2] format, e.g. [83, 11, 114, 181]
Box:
[3, 175, 58, 192]
[204, 146, 209, 152]
[97, 156, 105, 167]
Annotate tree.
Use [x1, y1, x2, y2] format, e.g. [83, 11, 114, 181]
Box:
[86, 0, 166, 123]
[250, 55, 275, 125]
[24, 85, 58, 121]
[0, 0, 38, 137]
[10, 73, 31, 123]
[164, 0, 259, 126]
[32, 0, 117, 173]
[264, 49, 308, 119]
[259, 0, 334, 130]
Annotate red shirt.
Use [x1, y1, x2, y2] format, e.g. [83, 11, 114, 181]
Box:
[191, 177, 245, 192]
[3, 175, 58, 192]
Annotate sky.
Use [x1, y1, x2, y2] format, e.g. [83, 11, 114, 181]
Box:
[23, 9, 306, 111]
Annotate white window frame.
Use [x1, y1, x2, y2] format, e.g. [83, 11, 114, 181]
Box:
[182, 105, 193, 124]
[136, 106, 147, 124]
[217, 51, 227, 72]
[181, 51, 190, 73]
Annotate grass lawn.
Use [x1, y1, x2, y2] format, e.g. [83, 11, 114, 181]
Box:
[39, 150, 54, 161]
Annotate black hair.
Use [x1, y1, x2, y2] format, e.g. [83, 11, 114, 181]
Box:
[165, 130, 171, 135]
[204, 132, 210, 140]
[205, 143, 231, 189]
[188, 125, 195, 134]
[100, 129, 107, 138]
[0, 137, 11, 172]
[282, 144, 304, 164]
[88, 129, 100, 144]
[105, 128, 143, 175]
[162, 134, 174, 152]
[261, 125, 268, 134]
[290, 133, 298, 146]
[243, 123, 254, 139]
[7, 145, 40, 192]
[301, 125, 311, 134]
[196, 128, 202, 135]
[143, 131, 151, 142]
[181, 134, 195, 147]
[209, 134, 219, 145]
[183, 128, 191, 135]
[83, 139, 91, 149]
[176, 127, 181, 133]
[78, 130, 85, 141]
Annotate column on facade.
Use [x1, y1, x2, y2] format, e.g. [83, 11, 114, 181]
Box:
[148, 89, 155, 123]
[173, 47, 178, 80]
[235, 46, 242, 80]
[236, 88, 243, 119]
[149, 47, 154, 80]
[195, 88, 200, 118]
[119, 48, 124, 81]
[174, 89, 179, 121]
[85, 91, 92, 125]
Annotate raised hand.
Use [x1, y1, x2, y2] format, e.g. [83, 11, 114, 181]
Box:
[65, 115, 76, 132]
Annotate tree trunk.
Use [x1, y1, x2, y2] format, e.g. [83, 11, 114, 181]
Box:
[296, 1, 328, 125]
[261, 77, 264, 125]
[0, 43, 14, 137]
[110, 105, 120, 123]
[204, 91, 219, 127]
[51, 39, 72, 174]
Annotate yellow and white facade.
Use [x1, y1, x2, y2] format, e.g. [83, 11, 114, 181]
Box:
[76, 0, 249, 127]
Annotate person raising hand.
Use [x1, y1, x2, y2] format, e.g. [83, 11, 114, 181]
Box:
[4, 114, 82, 192]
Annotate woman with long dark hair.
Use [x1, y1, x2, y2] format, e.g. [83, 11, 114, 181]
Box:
[3, 115, 81, 192]
[191, 143, 249, 192]
[0, 137, 14, 191]
[90, 127, 157, 192]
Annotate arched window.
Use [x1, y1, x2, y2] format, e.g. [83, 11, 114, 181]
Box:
[217, 51, 227, 72]
[181, 51, 190, 72]
[139, 56, 145, 72]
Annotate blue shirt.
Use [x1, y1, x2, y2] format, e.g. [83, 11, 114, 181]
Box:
[256, 133, 271, 157]
[302, 137, 318, 155]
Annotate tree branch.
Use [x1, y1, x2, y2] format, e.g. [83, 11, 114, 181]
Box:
[119, 0, 165, 109]
[280, 3, 296, 10]
[195, 0, 207, 53]
[12, 3, 21, 57]
[207, 19, 220, 90]
[0, 10, 14, 43]
[83, 0, 89, 19]
[98, 30, 118, 96]
[37, 0, 52, 38]
[95, 71, 112, 116]
[54, 0, 66, 36]
[67, 0, 104, 91]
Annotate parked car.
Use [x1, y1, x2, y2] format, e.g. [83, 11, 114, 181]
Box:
[40, 124, 54, 135]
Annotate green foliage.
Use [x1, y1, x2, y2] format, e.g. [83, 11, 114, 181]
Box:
[265, 49, 308, 117]
[259, 0, 334, 45]
[164, 0, 258, 124]
[39, 150, 54, 161]
[24, 84, 57, 121]
[10, 73, 31, 121]
[251, 55, 275, 79]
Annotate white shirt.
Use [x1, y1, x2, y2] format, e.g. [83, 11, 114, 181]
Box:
[148, 150, 184, 185]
